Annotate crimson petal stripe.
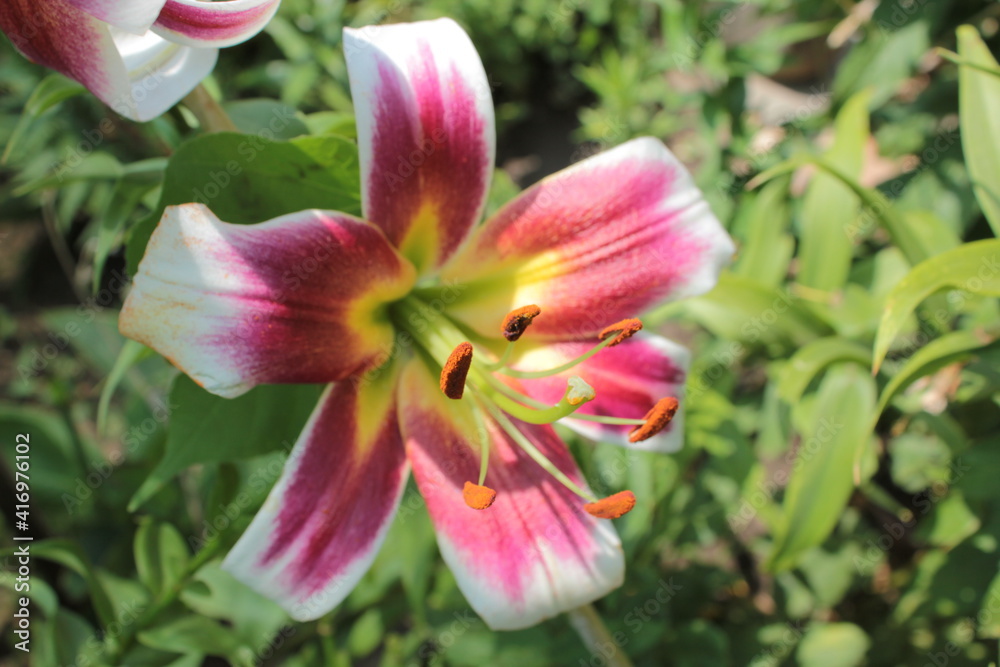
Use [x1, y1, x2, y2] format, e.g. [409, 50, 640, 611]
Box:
[344, 18, 495, 274]
[152, 0, 281, 48]
[120, 204, 416, 398]
[399, 359, 624, 630]
[222, 376, 409, 621]
[441, 137, 736, 340]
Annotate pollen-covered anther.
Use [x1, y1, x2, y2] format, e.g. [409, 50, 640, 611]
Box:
[440, 342, 474, 400]
[628, 397, 679, 442]
[584, 490, 636, 519]
[501, 305, 542, 342]
[598, 318, 643, 347]
[463, 481, 497, 510]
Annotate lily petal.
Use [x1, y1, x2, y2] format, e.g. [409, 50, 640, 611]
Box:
[223, 371, 409, 621]
[344, 18, 495, 274]
[441, 137, 735, 340]
[153, 0, 281, 49]
[515, 334, 690, 453]
[0, 0, 217, 122]
[120, 203, 416, 398]
[399, 360, 624, 630]
[66, 0, 167, 33]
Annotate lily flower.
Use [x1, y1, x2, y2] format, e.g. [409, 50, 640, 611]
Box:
[119, 18, 734, 629]
[0, 0, 280, 121]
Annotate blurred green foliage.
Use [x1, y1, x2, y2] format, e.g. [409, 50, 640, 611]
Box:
[2, 0, 1000, 665]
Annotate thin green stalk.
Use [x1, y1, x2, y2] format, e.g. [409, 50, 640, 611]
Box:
[105, 538, 224, 662]
[568, 604, 634, 667]
[182, 82, 237, 133]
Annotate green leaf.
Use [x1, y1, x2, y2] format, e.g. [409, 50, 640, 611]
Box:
[898, 210, 961, 261]
[733, 180, 793, 288]
[3, 540, 117, 628]
[14, 151, 124, 196]
[128, 377, 322, 511]
[138, 616, 243, 658]
[675, 274, 831, 346]
[769, 364, 876, 571]
[126, 133, 361, 275]
[180, 561, 288, 650]
[2, 74, 84, 164]
[134, 518, 191, 595]
[957, 25, 1000, 236]
[347, 609, 385, 658]
[749, 154, 930, 266]
[97, 340, 153, 435]
[223, 99, 309, 139]
[876, 329, 999, 415]
[979, 570, 1000, 638]
[872, 239, 1000, 371]
[797, 90, 869, 292]
[776, 337, 872, 406]
[796, 622, 871, 667]
[93, 180, 156, 293]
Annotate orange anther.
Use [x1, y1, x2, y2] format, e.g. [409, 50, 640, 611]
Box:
[440, 342, 474, 399]
[628, 397, 679, 442]
[598, 318, 643, 347]
[501, 305, 542, 342]
[584, 490, 636, 519]
[463, 481, 497, 510]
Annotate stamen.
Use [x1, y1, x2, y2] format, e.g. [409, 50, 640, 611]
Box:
[463, 481, 497, 510]
[502, 305, 541, 342]
[440, 342, 474, 399]
[478, 396, 597, 503]
[584, 491, 636, 519]
[628, 397, 679, 442]
[598, 318, 643, 347]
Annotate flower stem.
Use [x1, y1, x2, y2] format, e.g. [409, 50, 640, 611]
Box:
[182, 82, 237, 133]
[568, 604, 634, 667]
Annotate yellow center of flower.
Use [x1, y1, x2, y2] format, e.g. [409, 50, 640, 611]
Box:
[390, 296, 678, 518]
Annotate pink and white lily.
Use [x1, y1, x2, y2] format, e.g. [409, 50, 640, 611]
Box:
[0, 0, 280, 121]
[119, 18, 735, 629]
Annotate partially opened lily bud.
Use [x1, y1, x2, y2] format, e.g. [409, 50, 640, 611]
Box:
[0, 0, 281, 121]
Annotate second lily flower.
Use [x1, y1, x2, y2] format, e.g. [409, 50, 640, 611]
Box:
[120, 18, 735, 629]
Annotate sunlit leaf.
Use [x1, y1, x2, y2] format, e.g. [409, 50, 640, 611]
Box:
[873, 239, 1000, 371]
[797, 90, 869, 292]
[769, 364, 876, 571]
[957, 25, 1000, 236]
